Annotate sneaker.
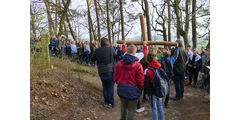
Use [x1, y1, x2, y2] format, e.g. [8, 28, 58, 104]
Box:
[108, 104, 114, 108]
[136, 107, 145, 113]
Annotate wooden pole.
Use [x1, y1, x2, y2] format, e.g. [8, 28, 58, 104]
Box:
[140, 15, 147, 42]
[117, 40, 177, 46]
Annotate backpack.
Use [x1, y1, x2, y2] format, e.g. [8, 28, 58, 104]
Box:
[146, 67, 169, 98]
[160, 59, 173, 80]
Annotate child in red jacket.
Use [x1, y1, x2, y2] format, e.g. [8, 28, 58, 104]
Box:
[114, 44, 145, 120]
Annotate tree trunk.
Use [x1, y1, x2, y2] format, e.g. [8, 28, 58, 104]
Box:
[30, 5, 36, 35]
[206, 31, 210, 48]
[167, 0, 171, 42]
[120, 0, 125, 41]
[183, 0, 190, 47]
[62, 0, 76, 40]
[44, 0, 55, 37]
[192, 0, 197, 48]
[144, 0, 152, 41]
[94, 0, 101, 42]
[86, 0, 93, 43]
[173, 0, 181, 39]
[55, 0, 58, 34]
[63, 21, 68, 38]
[58, 0, 71, 37]
[162, 23, 167, 42]
[106, 0, 111, 43]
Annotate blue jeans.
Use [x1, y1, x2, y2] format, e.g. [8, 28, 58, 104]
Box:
[173, 74, 185, 98]
[100, 72, 114, 105]
[149, 95, 165, 120]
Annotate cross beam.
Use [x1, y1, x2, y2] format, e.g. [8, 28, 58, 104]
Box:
[117, 40, 177, 46]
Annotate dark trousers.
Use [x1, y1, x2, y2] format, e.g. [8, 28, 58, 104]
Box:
[83, 51, 90, 64]
[99, 72, 114, 105]
[173, 74, 185, 98]
[120, 98, 138, 120]
[189, 68, 199, 85]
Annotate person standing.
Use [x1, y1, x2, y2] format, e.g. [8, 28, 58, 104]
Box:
[83, 41, 91, 65]
[144, 51, 166, 120]
[91, 38, 116, 107]
[114, 44, 144, 120]
[171, 40, 188, 101]
[187, 48, 202, 87]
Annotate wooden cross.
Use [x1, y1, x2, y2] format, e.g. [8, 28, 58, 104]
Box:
[117, 15, 177, 47]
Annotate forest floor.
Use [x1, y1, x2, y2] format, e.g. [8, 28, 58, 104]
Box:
[30, 57, 210, 120]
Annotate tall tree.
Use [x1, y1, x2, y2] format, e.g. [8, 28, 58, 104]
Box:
[44, 0, 56, 37]
[173, 0, 181, 39]
[106, 0, 111, 43]
[173, 0, 190, 47]
[62, 0, 76, 40]
[86, 0, 93, 43]
[55, 0, 58, 34]
[144, 0, 152, 41]
[94, 0, 101, 42]
[57, 0, 71, 37]
[120, 0, 125, 40]
[192, 0, 197, 48]
[167, 0, 171, 42]
[30, 5, 36, 35]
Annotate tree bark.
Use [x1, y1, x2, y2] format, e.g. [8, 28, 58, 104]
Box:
[106, 0, 111, 43]
[94, 0, 101, 42]
[44, 0, 56, 37]
[63, 21, 68, 38]
[57, 0, 71, 37]
[30, 5, 36, 35]
[144, 0, 152, 41]
[55, 0, 58, 34]
[167, 0, 171, 42]
[62, 0, 76, 40]
[173, 0, 181, 39]
[192, 0, 197, 48]
[184, 0, 190, 47]
[86, 0, 93, 43]
[120, 0, 125, 41]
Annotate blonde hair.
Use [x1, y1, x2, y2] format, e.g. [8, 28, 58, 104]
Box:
[127, 44, 137, 56]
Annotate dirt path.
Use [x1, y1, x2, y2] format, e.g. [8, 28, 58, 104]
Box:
[31, 59, 209, 120]
[79, 67, 210, 120]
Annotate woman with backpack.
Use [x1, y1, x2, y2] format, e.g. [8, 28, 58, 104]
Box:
[144, 51, 168, 120]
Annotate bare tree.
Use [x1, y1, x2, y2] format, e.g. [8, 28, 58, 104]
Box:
[94, 0, 101, 42]
[57, 0, 71, 37]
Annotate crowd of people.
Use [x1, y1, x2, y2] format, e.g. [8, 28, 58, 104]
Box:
[90, 38, 210, 120]
[31, 35, 210, 120]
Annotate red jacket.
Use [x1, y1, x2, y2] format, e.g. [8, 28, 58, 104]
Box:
[145, 60, 162, 83]
[114, 59, 145, 90]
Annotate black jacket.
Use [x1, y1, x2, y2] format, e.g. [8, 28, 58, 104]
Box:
[91, 46, 116, 74]
[173, 47, 188, 75]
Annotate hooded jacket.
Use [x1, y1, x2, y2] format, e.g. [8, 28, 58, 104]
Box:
[144, 60, 162, 83]
[114, 54, 145, 100]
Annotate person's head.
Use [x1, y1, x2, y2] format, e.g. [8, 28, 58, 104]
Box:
[58, 36, 61, 40]
[187, 45, 191, 51]
[175, 39, 184, 48]
[162, 50, 171, 58]
[126, 44, 137, 56]
[205, 49, 210, 56]
[193, 48, 199, 55]
[66, 40, 70, 44]
[137, 46, 141, 51]
[147, 51, 157, 62]
[100, 37, 110, 46]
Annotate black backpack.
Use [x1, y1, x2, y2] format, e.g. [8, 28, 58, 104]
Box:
[145, 67, 169, 98]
